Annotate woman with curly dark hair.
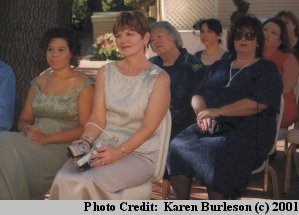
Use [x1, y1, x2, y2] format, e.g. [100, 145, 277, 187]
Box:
[167, 15, 282, 199]
[0, 27, 94, 199]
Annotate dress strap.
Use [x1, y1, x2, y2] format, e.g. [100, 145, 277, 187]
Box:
[71, 78, 94, 94]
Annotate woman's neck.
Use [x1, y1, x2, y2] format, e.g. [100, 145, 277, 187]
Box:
[51, 67, 75, 79]
[118, 56, 151, 75]
[234, 55, 256, 68]
[204, 43, 222, 56]
[201, 45, 224, 65]
[263, 47, 277, 58]
[160, 48, 180, 67]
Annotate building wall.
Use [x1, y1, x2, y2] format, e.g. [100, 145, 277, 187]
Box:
[160, 0, 299, 29]
[219, 0, 299, 27]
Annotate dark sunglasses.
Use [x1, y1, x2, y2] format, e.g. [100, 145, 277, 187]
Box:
[234, 32, 256, 41]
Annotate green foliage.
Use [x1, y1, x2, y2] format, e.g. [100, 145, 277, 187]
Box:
[72, 0, 90, 30]
[102, 0, 132, 12]
[124, 0, 156, 12]
[102, 0, 156, 13]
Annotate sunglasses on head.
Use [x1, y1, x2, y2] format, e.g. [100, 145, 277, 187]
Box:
[234, 32, 256, 41]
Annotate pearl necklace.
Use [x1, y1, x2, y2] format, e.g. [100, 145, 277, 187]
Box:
[225, 58, 256, 87]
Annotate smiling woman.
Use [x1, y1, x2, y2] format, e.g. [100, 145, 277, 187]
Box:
[0, 27, 94, 199]
[49, 11, 171, 200]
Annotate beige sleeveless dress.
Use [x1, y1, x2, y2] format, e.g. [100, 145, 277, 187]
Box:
[49, 62, 163, 199]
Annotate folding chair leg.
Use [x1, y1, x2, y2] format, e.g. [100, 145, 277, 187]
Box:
[284, 139, 288, 156]
[266, 166, 280, 199]
[293, 146, 299, 176]
[263, 160, 269, 192]
[284, 144, 297, 195]
[162, 179, 171, 199]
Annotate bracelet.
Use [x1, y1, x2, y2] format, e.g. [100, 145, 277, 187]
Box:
[120, 146, 126, 158]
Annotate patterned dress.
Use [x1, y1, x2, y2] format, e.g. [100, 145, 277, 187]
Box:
[0, 73, 92, 199]
[49, 62, 164, 199]
[167, 59, 283, 198]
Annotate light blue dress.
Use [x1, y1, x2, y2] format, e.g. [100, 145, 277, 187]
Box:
[0, 60, 15, 131]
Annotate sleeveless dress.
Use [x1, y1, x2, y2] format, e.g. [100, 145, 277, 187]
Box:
[265, 50, 297, 128]
[49, 62, 163, 200]
[0, 74, 92, 199]
[167, 59, 283, 198]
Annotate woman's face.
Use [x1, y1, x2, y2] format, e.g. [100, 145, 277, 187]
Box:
[114, 28, 149, 57]
[280, 16, 296, 37]
[199, 23, 221, 47]
[150, 28, 177, 55]
[234, 27, 257, 56]
[263, 22, 281, 50]
[46, 38, 72, 70]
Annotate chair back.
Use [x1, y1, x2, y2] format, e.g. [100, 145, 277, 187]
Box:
[151, 110, 172, 182]
[269, 95, 284, 155]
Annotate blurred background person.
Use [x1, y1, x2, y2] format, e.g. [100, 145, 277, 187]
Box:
[194, 18, 230, 72]
[263, 17, 299, 128]
[276, 11, 299, 61]
[150, 21, 203, 140]
[0, 60, 15, 131]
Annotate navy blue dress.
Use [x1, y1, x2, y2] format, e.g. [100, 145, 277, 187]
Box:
[150, 48, 203, 139]
[167, 59, 283, 197]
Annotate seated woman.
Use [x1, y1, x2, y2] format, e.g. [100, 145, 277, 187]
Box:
[194, 18, 230, 72]
[275, 11, 299, 61]
[0, 27, 94, 199]
[149, 21, 203, 140]
[263, 17, 299, 128]
[49, 11, 170, 200]
[167, 15, 283, 200]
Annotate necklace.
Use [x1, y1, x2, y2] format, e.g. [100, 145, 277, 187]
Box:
[225, 58, 256, 87]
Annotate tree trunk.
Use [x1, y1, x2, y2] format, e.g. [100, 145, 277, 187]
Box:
[0, 0, 73, 102]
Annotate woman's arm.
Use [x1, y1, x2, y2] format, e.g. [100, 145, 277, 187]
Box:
[91, 70, 171, 166]
[79, 67, 106, 142]
[18, 86, 36, 134]
[197, 98, 268, 120]
[191, 95, 207, 115]
[282, 53, 298, 94]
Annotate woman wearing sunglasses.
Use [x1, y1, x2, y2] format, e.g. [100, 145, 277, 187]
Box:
[166, 15, 282, 199]
[263, 17, 299, 128]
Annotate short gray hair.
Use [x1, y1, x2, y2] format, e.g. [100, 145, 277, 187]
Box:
[150, 21, 183, 49]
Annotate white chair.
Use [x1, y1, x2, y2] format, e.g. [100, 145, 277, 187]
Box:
[284, 127, 299, 195]
[278, 77, 299, 155]
[250, 95, 283, 200]
[121, 110, 172, 199]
